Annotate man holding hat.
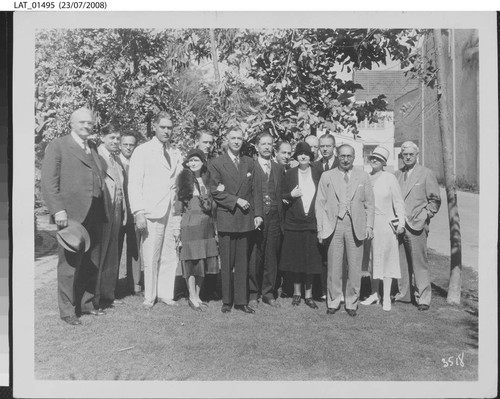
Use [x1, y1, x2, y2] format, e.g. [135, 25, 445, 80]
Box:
[394, 141, 441, 310]
[41, 107, 108, 325]
[315, 144, 375, 316]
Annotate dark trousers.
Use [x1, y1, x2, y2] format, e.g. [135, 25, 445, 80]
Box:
[57, 197, 104, 318]
[218, 232, 250, 306]
[118, 220, 142, 294]
[248, 209, 281, 301]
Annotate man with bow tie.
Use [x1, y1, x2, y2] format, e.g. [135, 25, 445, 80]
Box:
[41, 107, 108, 325]
[127, 111, 183, 309]
[394, 141, 441, 310]
[248, 132, 284, 309]
[95, 125, 127, 309]
[315, 144, 374, 317]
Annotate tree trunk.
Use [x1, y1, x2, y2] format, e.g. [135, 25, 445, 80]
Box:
[433, 29, 462, 304]
[209, 29, 220, 85]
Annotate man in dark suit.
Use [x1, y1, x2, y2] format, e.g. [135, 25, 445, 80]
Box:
[311, 133, 339, 300]
[394, 141, 441, 310]
[118, 132, 142, 296]
[41, 107, 107, 325]
[312, 133, 339, 172]
[209, 127, 263, 314]
[248, 132, 284, 309]
[95, 125, 127, 309]
[315, 144, 375, 317]
[274, 140, 292, 169]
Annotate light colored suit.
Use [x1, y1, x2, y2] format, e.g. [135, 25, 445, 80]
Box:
[127, 136, 182, 305]
[394, 164, 441, 305]
[315, 167, 374, 310]
[95, 144, 127, 306]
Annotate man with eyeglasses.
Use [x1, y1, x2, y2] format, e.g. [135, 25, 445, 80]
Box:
[315, 144, 374, 317]
[394, 141, 441, 311]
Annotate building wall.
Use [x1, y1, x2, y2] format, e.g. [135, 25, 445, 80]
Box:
[394, 29, 479, 188]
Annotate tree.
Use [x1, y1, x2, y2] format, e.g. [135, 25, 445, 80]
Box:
[433, 29, 463, 304]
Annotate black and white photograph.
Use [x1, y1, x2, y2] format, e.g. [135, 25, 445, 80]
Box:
[11, 9, 497, 398]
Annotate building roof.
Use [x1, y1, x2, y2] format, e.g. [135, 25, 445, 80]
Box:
[353, 70, 419, 110]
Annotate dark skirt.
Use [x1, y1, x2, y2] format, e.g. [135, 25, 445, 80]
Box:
[181, 257, 219, 278]
[279, 230, 322, 274]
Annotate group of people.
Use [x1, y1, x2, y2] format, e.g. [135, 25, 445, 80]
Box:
[41, 107, 441, 326]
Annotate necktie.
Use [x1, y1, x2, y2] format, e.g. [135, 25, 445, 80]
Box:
[83, 140, 90, 154]
[163, 144, 171, 168]
[324, 160, 330, 171]
[109, 153, 116, 166]
[404, 169, 408, 182]
[233, 156, 239, 170]
[264, 161, 270, 178]
[344, 171, 349, 183]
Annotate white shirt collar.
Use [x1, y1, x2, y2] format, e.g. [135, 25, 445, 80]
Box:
[119, 153, 129, 165]
[258, 156, 271, 168]
[71, 131, 87, 149]
[227, 151, 239, 162]
[323, 156, 335, 168]
[99, 144, 114, 159]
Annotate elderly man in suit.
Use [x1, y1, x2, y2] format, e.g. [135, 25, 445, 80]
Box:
[209, 127, 262, 314]
[128, 111, 183, 309]
[315, 144, 375, 316]
[394, 141, 441, 310]
[118, 132, 142, 296]
[248, 132, 284, 309]
[305, 134, 321, 162]
[41, 107, 107, 325]
[95, 125, 127, 309]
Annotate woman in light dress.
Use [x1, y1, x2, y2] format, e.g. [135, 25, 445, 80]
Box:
[361, 146, 405, 311]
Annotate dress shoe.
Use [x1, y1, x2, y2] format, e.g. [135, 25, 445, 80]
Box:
[142, 303, 154, 310]
[188, 299, 203, 312]
[61, 315, 82, 325]
[159, 298, 179, 306]
[417, 304, 430, 311]
[221, 303, 232, 313]
[292, 295, 301, 306]
[360, 293, 380, 306]
[340, 293, 345, 304]
[234, 305, 255, 314]
[326, 307, 339, 315]
[200, 301, 209, 308]
[112, 299, 125, 305]
[346, 309, 357, 317]
[134, 291, 144, 297]
[248, 299, 259, 309]
[383, 301, 391, 312]
[84, 308, 106, 316]
[262, 298, 281, 308]
[304, 298, 318, 309]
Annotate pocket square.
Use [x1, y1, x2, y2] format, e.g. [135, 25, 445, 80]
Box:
[247, 172, 252, 177]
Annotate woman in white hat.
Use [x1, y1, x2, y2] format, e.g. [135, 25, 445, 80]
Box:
[360, 146, 405, 311]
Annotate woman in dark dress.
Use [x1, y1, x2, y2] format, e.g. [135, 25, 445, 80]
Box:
[175, 149, 219, 311]
[279, 142, 323, 309]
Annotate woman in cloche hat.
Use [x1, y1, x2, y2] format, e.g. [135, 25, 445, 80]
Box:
[361, 146, 406, 311]
[175, 148, 219, 311]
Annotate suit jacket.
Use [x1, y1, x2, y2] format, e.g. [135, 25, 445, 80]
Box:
[282, 166, 322, 231]
[253, 159, 284, 232]
[311, 156, 339, 173]
[315, 167, 375, 241]
[127, 136, 183, 223]
[41, 134, 107, 224]
[208, 152, 258, 233]
[394, 164, 441, 232]
[98, 144, 127, 226]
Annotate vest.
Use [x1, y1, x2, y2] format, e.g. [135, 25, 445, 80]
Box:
[85, 151, 103, 198]
[262, 165, 278, 215]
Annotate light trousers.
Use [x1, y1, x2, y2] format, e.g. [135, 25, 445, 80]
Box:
[327, 216, 363, 310]
[141, 213, 177, 305]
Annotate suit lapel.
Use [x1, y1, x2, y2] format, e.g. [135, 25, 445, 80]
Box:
[349, 170, 360, 200]
[66, 135, 92, 168]
[222, 152, 240, 185]
[331, 169, 342, 200]
[403, 164, 421, 198]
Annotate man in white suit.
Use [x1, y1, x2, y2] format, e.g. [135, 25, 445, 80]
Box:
[315, 144, 375, 316]
[128, 111, 183, 309]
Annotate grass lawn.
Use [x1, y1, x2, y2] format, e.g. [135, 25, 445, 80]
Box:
[35, 235, 478, 381]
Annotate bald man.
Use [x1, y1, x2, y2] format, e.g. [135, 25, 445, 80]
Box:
[41, 107, 108, 325]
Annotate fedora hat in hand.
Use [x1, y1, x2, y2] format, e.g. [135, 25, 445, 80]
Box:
[56, 219, 91, 253]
